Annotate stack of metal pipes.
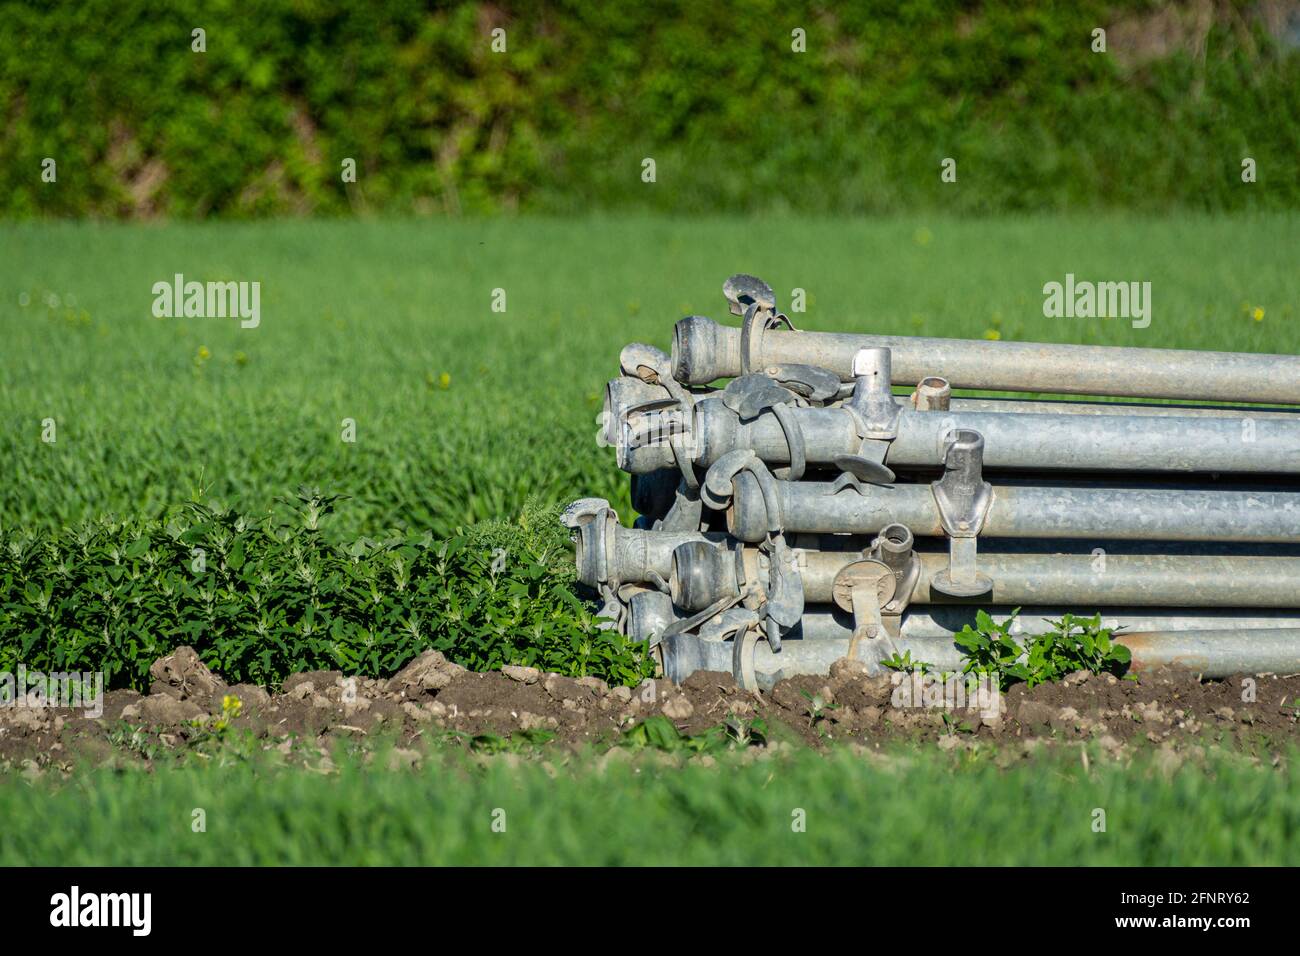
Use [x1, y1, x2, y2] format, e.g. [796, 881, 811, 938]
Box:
[563, 275, 1300, 690]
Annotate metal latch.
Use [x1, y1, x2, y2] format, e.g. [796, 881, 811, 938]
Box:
[930, 429, 994, 597]
[837, 347, 898, 484]
[831, 558, 899, 674]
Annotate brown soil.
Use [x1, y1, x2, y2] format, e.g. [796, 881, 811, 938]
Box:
[1, 647, 1297, 772]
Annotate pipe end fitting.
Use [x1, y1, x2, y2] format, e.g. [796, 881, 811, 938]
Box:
[876, 523, 914, 556]
[672, 315, 726, 385]
[603, 376, 666, 450]
[572, 514, 609, 589]
[724, 469, 769, 544]
[670, 540, 731, 612]
[912, 376, 951, 412]
[630, 469, 680, 523]
[627, 589, 676, 645]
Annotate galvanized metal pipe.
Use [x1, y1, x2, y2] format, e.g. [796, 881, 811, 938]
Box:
[628, 397, 1300, 475]
[1120, 629, 1300, 675]
[915, 553, 1300, 606]
[573, 508, 720, 589]
[671, 544, 1300, 609]
[900, 606, 1300, 639]
[582, 516, 879, 593]
[948, 396, 1300, 420]
[661, 630, 969, 687]
[744, 634, 961, 689]
[726, 473, 1300, 544]
[742, 603, 1300, 640]
[642, 597, 1300, 649]
[900, 372, 1300, 420]
[664, 624, 1300, 689]
[613, 382, 1300, 475]
[887, 407, 1300, 474]
[672, 315, 1300, 404]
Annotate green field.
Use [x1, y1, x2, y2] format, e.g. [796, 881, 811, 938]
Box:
[3, 213, 1298, 863]
[3, 214, 1297, 689]
[5, 214, 1297, 538]
[2, 744, 1296, 866]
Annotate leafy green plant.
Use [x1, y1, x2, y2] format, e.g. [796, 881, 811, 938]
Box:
[955, 610, 1132, 691]
[798, 688, 838, 735]
[441, 728, 558, 754]
[619, 715, 767, 754]
[722, 714, 768, 749]
[940, 711, 975, 736]
[0, 497, 655, 691]
[103, 721, 168, 762]
[881, 649, 935, 675]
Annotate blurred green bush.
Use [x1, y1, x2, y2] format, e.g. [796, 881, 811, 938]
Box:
[1, 0, 1296, 217]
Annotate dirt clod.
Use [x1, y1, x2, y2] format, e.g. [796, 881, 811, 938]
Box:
[501, 665, 540, 684]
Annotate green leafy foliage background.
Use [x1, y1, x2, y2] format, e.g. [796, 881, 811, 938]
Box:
[2, 0, 1296, 218]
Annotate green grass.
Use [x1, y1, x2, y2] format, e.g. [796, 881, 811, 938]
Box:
[3, 744, 1297, 865]
[3, 214, 1297, 540]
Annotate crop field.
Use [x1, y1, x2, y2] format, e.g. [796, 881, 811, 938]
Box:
[4, 214, 1298, 681]
[3, 213, 1299, 867]
[7, 213, 1297, 539]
